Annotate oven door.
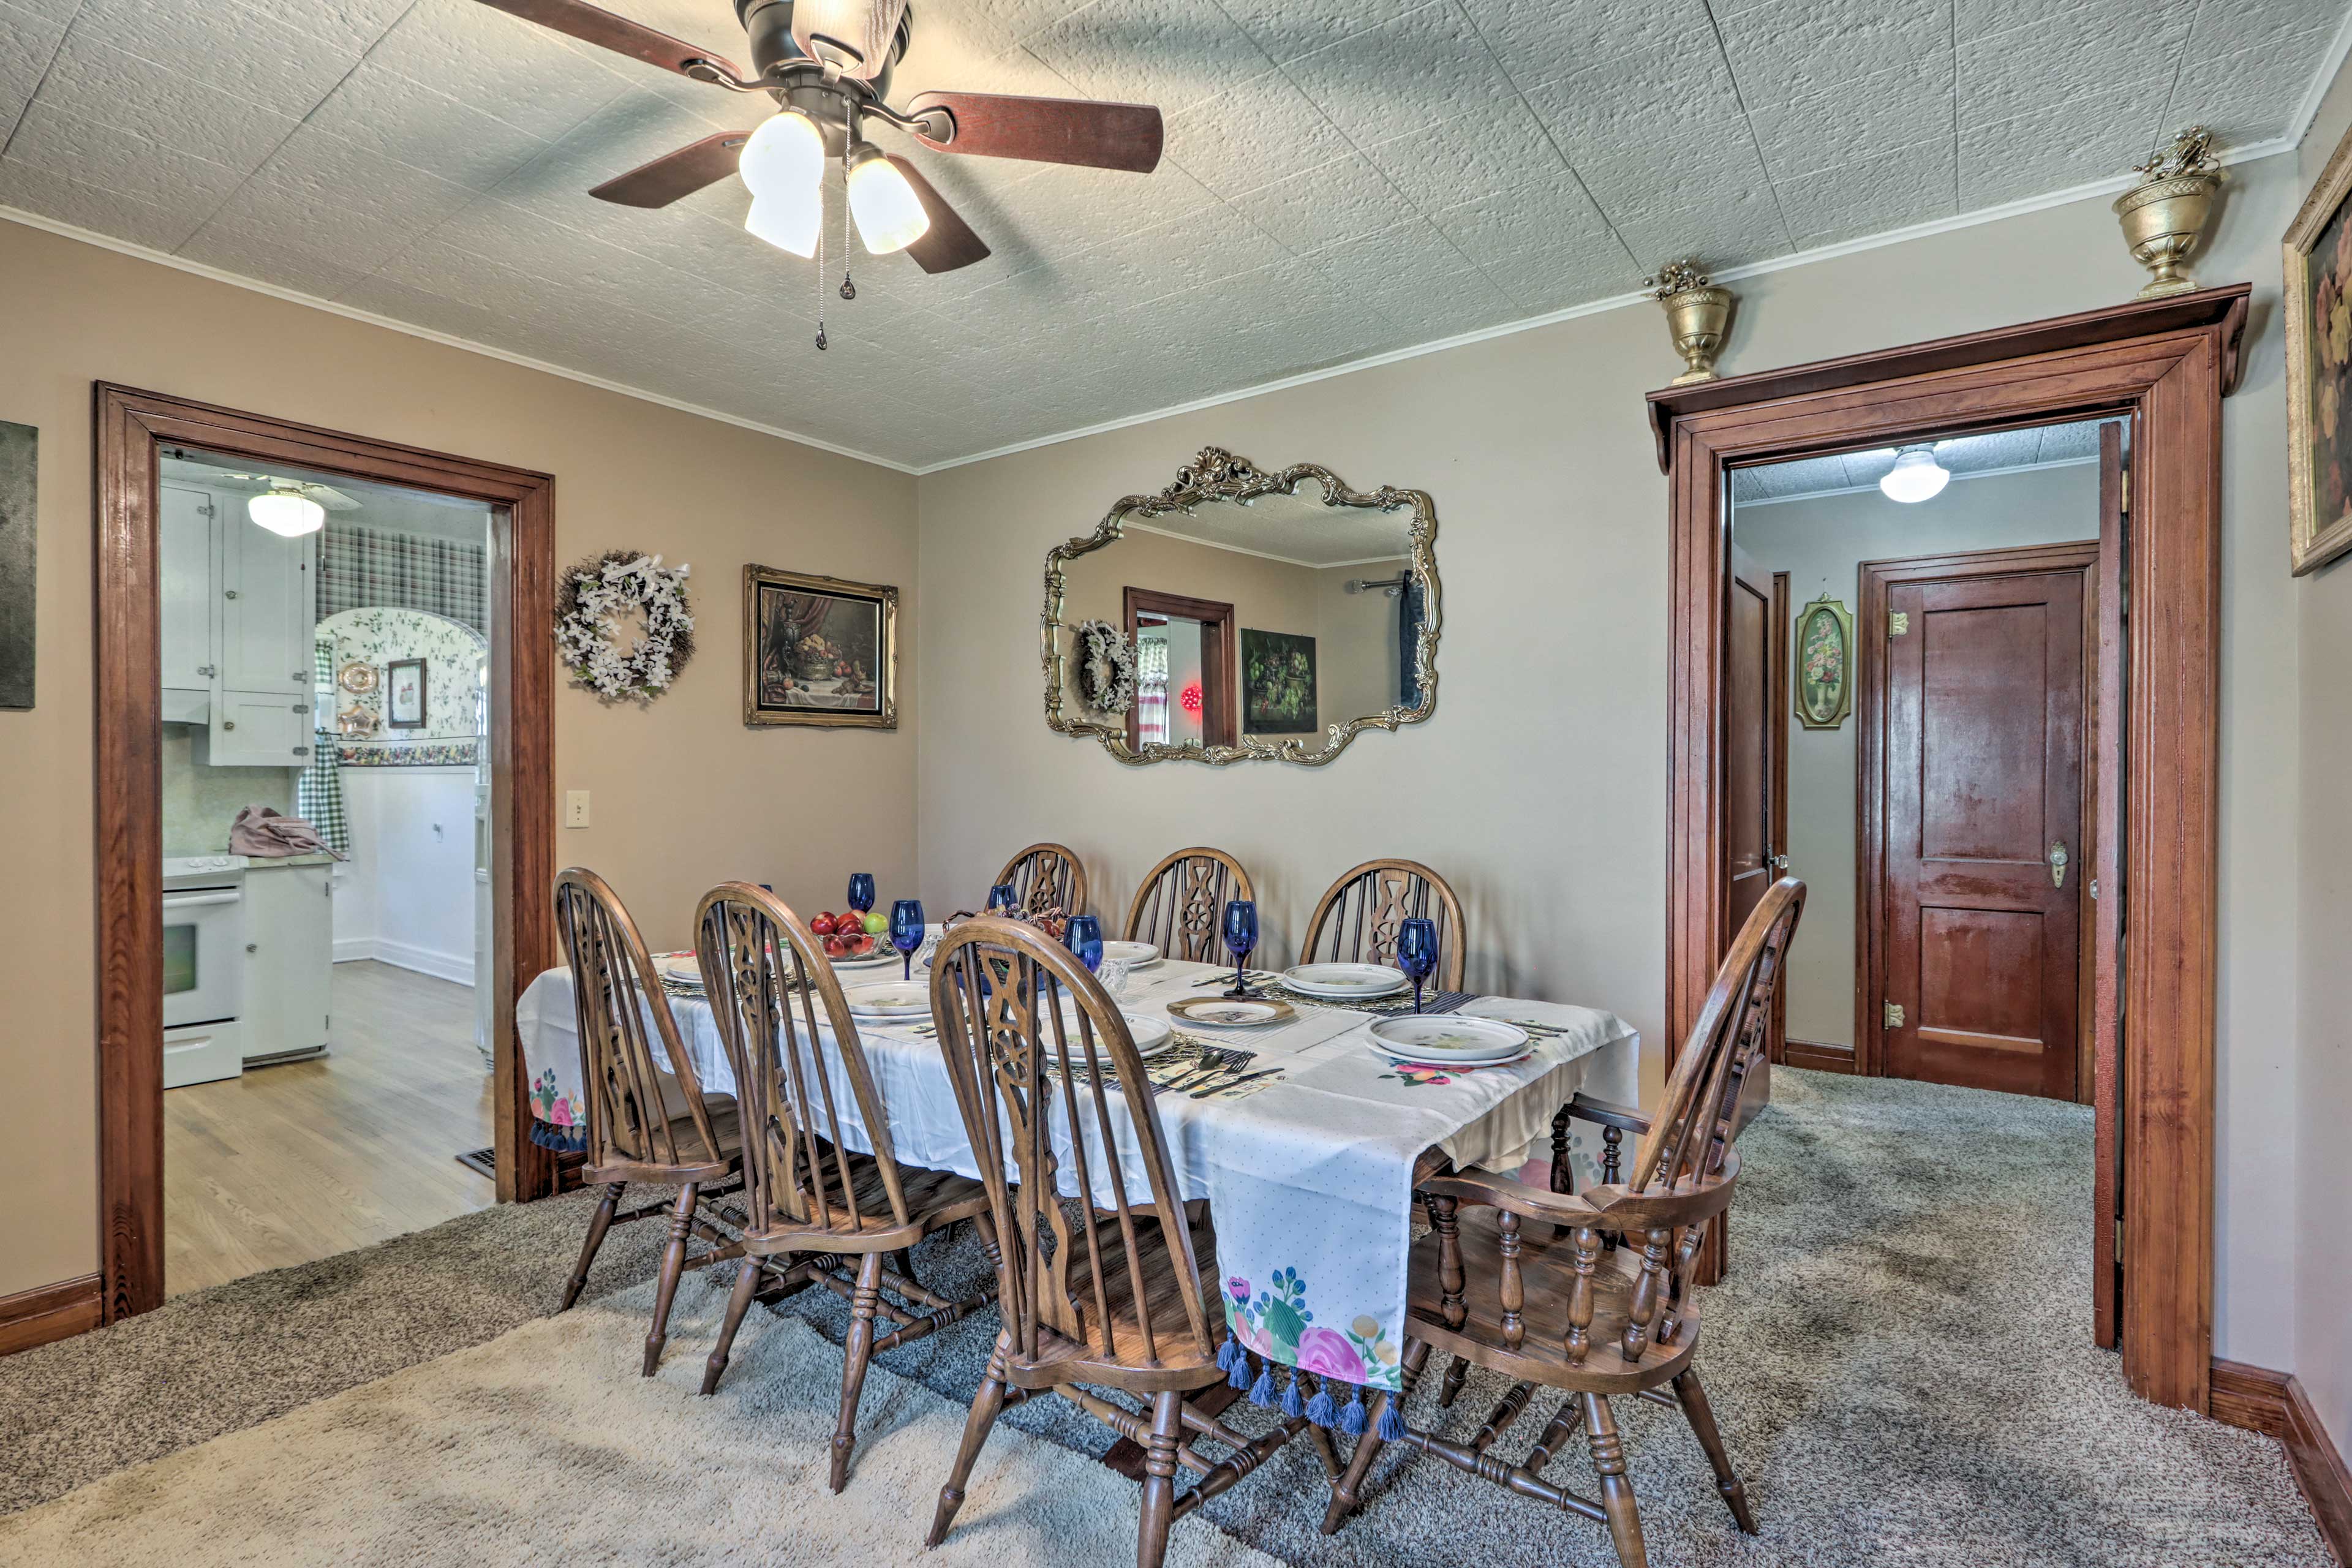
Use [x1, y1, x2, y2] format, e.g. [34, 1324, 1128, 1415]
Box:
[162, 886, 244, 1028]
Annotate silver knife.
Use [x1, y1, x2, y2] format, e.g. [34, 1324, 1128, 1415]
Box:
[1193, 1067, 1281, 1099]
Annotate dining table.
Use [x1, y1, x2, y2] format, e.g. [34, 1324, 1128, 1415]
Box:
[516, 938, 1640, 1411]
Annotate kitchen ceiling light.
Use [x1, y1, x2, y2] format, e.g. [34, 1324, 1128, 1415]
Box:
[1879, 445, 1950, 503]
[845, 143, 928, 254]
[248, 486, 326, 537]
[738, 108, 824, 198]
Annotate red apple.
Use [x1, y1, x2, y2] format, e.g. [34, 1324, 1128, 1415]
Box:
[823, 935, 848, 956]
[810, 912, 837, 935]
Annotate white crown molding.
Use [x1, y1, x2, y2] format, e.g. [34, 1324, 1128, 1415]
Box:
[0, 204, 918, 476]
[2289, 3, 2352, 153]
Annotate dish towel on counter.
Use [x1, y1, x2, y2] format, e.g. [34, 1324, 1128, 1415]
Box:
[230, 805, 347, 861]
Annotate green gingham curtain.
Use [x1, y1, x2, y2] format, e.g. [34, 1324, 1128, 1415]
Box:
[295, 636, 347, 854]
[317, 522, 486, 632]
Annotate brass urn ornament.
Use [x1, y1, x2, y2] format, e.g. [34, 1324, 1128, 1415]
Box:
[1647, 259, 1735, 384]
[2112, 126, 2222, 300]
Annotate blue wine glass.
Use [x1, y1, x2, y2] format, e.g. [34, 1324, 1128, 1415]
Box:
[1222, 899, 1258, 998]
[987, 883, 1019, 914]
[846, 872, 875, 916]
[1065, 914, 1104, 973]
[1396, 917, 1439, 1014]
[891, 899, 925, 982]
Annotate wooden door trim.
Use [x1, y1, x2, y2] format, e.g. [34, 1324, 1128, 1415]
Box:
[1655, 283, 2244, 1414]
[94, 384, 558, 1326]
[1122, 586, 1237, 750]
[1769, 570, 1790, 1063]
[1853, 540, 2101, 1082]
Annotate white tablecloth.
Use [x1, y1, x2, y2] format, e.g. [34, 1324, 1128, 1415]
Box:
[518, 956, 1638, 1410]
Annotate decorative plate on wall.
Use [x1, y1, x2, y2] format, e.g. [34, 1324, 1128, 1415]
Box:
[337, 660, 379, 695]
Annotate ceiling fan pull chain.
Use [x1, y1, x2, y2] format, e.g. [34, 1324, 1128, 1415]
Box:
[813, 177, 829, 351]
[840, 268, 856, 301]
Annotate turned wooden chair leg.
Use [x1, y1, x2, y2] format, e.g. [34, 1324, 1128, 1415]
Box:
[1672, 1368, 1756, 1533]
[1135, 1389, 1185, 1568]
[560, 1182, 624, 1312]
[699, 1259, 762, 1396]
[642, 1182, 698, 1376]
[1322, 1338, 1429, 1534]
[830, 1251, 885, 1493]
[1438, 1354, 1470, 1408]
[929, 1341, 1011, 1548]
[1583, 1392, 1648, 1568]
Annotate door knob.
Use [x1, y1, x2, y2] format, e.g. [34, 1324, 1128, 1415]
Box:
[2049, 841, 2069, 889]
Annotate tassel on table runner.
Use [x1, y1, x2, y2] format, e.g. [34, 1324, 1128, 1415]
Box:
[1280, 1370, 1305, 1419]
[1376, 1395, 1408, 1441]
[1304, 1376, 1337, 1427]
[1339, 1384, 1368, 1436]
[1248, 1359, 1278, 1407]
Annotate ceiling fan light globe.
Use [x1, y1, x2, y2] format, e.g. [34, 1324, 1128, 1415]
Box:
[1879, 445, 1950, 503]
[738, 109, 824, 198]
[744, 191, 820, 257]
[247, 489, 325, 537]
[847, 152, 929, 254]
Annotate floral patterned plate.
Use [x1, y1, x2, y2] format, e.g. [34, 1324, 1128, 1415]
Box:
[1365, 1014, 1529, 1066]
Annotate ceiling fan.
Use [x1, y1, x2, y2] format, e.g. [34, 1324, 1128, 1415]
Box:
[210, 474, 362, 537]
[477, 0, 1164, 276]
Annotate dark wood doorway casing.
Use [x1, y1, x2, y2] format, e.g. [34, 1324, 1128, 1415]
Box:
[1856, 541, 2100, 1099]
[95, 384, 559, 1325]
[1649, 285, 2248, 1414]
[1122, 586, 1237, 750]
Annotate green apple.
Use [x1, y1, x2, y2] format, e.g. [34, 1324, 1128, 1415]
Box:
[862, 911, 888, 935]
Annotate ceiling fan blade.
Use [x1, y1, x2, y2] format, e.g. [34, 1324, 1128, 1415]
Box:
[589, 132, 748, 208]
[473, 0, 748, 85]
[889, 156, 990, 274]
[903, 91, 1163, 173]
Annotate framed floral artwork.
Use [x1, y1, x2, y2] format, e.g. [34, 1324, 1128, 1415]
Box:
[741, 564, 898, 729]
[2286, 118, 2352, 574]
[1794, 595, 1853, 730]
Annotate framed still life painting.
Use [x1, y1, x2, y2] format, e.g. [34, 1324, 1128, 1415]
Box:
[1793, 595, 1853, 730]
[2286, 119, 2352, 574]
[742, 564, 898, 729]
[1240, 628, 1317, 735]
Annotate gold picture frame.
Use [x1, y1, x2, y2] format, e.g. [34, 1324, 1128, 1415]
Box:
[1793, 594, 1853, 730]
[2285, 116, 2352, 575]
[741, 564, 898, 729]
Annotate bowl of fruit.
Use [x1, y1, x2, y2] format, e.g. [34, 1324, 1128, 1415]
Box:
[809, 908, 894, 966]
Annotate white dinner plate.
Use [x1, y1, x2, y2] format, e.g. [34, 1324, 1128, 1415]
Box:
[1366, 1014, 1531, 1066]
[1101, 940, 1162, 969]
[1168, 995, 1297, 1030]
[655, 954, 705, 988]
[1054, 998, 1175, 1055]
[1283, 962, 1409, 1000]
[843, 981, 930, 1019]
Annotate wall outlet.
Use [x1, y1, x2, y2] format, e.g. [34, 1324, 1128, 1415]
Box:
[565, 790, 590, 828]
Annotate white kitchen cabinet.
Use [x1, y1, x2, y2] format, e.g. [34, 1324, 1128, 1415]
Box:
[243, 859, 333, 1063]
[202, 690, 315, 768]
[220, 516, 314, 696]
[159, 481, 320, 765]
[159, 483, 221, 698]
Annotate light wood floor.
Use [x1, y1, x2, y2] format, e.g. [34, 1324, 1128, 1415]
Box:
[164, 960, 495, 1297]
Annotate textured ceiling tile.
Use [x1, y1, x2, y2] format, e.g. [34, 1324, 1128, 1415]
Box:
[2034, 420, 2105, 459]
[1957, 89, 2156, 206]
[198, 125, 482, 271]
[959, 0, 1103, 45]
[1280, 1, 1512, 146]
[1774, 140, 1957, 247]
[1215, 0, 1401, 64]
[1357, 96, 1571, 219]
[300, 59, 556, 190]
[334, 268, 513, 342]
[1438, 167, 1627, 271]
[238, 0, 417, 47]
[5, 100, 255, 205]
[1957, 7, 2195, 129]
[2167, 23, 2342, 145]
[1058, 213, 1295, 306]
[0, 156, 213, 249]
[1936, 427, 2041, 471]
[1162, 69, 1355, 197]
[2, 0, 79, 21]
[1518, 31, 1746, 151]
[1025, 0, 1269, 117]
[358, 0, 636, 143]
[1226, 151, 1407, 252]
[32, 37, 307, 172]
[177, 222, 372, 300]
[1298, 219, 1513, 330]
[2185, 0, 2345, 52]
[1744, 52, 1956, 178]
[0, 0, 67, 143]
[1715, 0, 1951, 104]
[1955, 0, 2198, 43]
[68, 0, 373, 114]
[480, 89, 749, 235]
[1459, 0, 1719, 91]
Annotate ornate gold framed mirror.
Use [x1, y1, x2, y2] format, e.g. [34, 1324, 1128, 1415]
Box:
[1042, 447, 1439, 766]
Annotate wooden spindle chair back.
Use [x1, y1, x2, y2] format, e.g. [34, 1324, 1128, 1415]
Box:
[995, 842, 1088, 919]
[1123, 847, 1255, 963]
[694, 882, 913, 1235]
[554, 867, 729, 1177]
[928, 916, 1212, 1379]
[1301, 858, 1466, 989]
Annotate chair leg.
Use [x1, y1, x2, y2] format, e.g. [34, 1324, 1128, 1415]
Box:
[1321, 1338, 1430, 1535]
[1438, 1353, 1469, 1408]
[1136, 1389, 1184, 1568]
[642, 1182, 696, 1377]
[829, 1251, 884, 1493]
[1583, 1393, 1648, 1568]
[560, 1182, 624, 1312]
[1672, 1368, 1756, 1533]
[699, 1259, 763, 1396]
[927, 1340, 1011, 1548]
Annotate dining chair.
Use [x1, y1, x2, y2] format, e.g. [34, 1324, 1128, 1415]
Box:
[691, 883, 997, 1491]
[1319, 876, 1804, 1568]
[1300, 859, 1466, 989]
[1122, 847, 1255, 963]
[994, 841, 1088, 918]
[552, 867, 745, 1376]
[923, 916, 1339, 1568]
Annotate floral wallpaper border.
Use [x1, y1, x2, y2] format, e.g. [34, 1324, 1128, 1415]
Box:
[337, 740, 480, 767]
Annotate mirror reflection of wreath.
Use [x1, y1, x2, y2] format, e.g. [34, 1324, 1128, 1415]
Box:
[554, 550, 695, 703]
[1072, 619, 1136, 716]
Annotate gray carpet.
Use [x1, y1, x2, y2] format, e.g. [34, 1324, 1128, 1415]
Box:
[1, 1069, 2333, 1566]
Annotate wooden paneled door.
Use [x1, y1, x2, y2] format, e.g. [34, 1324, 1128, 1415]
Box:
[1863, 543, 2098, 1101]
[1725, 546, 1789, 1062]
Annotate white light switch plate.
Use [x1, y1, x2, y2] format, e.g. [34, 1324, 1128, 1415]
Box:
[565, 790, 590, 828]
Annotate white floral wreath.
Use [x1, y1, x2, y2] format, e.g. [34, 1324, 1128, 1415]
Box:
[1073, 618, 1137, 715]
[554, 550, 696, 702]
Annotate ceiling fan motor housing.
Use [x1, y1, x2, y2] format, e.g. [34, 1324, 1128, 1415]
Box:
[735, 1, 912, 91]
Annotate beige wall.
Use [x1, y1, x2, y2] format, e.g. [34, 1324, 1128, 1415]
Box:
[1732, 464, 2100, 1050]
[0, 218, 916, 1298]
[1313, 557, 1408, 726]
[2296, 56, 2352, 1472]
[916, 151, 2309, 1368]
